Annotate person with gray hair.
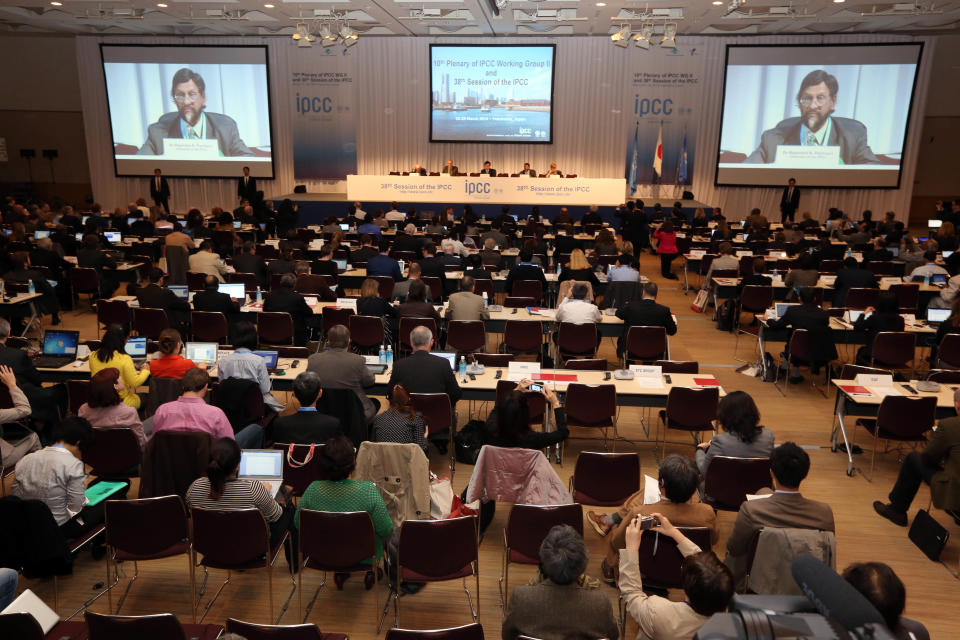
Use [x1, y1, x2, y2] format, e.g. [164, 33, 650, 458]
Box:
[502, 524, 619, 640]
[271, 371, 341, 444]
[0, 317, 67, 423]
[306, 325, 380, 422]
[262, 272, 316, 345]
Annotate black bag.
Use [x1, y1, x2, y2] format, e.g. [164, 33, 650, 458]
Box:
[453, 419, 487, 465]
[908, 509, 949, 561]
[716, 300, 736, 332]
[762, 352, 777, 383]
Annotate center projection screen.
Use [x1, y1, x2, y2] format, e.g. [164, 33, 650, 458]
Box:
[101, 44, 274, 178]
[715, 43, 923, 189]
[430, 44, 556, 144]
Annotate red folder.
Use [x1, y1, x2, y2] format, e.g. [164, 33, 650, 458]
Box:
[693, 378, 720, 386]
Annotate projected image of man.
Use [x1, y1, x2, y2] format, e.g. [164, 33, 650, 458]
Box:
[138, 67, 254, 157]
[745, 70, 880, 166]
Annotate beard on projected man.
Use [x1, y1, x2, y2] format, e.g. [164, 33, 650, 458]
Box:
[138, 67, 255, 157]
[744, 69, 881, 166]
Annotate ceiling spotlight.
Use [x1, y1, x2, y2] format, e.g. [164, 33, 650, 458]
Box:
[50, 1, 62, 5]
[611, 24, 631, 47]
[320, 24, 338, 46]
[292, 22, 309, 42]
[712, 1, 722, 4]
[595, 2, 606, 5]
[661, 23, 677, 48]
[833, 0, 845, 3]
[264, 3, 275, 7]
[633, 23, 653, 49]
[157, 3, 167, 7]
[340, 24, 358, 47]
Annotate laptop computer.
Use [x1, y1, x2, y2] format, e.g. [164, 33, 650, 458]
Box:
[932, 273, 949, 285]
[124, 337, 147, 364]
[927, 307, 951, 324]
[218, 282, 247, 301]
[185, 342, 219, 366]
[238, 449, 284, 498]
[33, 230, 51, 240]
[339, 223, 350, 232]
[943, 251, 954, 260]
[334, 258, 348, 271]
[430, 351, 457, 371]
[168, 285, 189, 299]
[104, 231, 122, 244]
[252, 350, 279, 373]
[233, 220, 242, 229]
[127, 217, 139, 227]
[929, 219, 944, 229]
[34, 330, 80, 368]
[774, 303, 799, 319]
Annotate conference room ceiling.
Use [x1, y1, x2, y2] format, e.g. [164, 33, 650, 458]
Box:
[1, 0, 957, 37]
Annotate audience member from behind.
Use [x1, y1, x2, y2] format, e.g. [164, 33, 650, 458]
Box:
[589, 454, 718, 584]
[485, 379, 568, 450]
[371, 384, 428, 454]
[217, 321, 284, 412]
[307, 325, 380, 423]
[834, 256, 878, 308]
[263, 273, 315, 346]
[842, 562, 930, 640]
[853, 290, 904, 365]
[150, 328, 203, 379]
[193, 274, 242, 318]
[14, 417, 128, 539]
[0, 364, 38, 471]
[295, 435, 393, 589]
[724, 442, 835, 585]
[620, 513, 734, 640]
[188, 239, 230, 282]
[502, 524, 619, 640]
[615, 281, 676, 357]
[607, 253, 641, 283]
[78, 367, 146, 446]
[271, 371, 341, 444]
[445, 275, 489, 322]
[874, 387, 960, 528]
[696, 390, 775, 476]
[556, 282, 602, 325]
[90, 324, 150, 409]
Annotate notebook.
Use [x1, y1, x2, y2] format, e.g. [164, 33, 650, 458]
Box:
[0, 589, 59, 633]
[33, 230, 51, 240]
[34, 330, 80, 368]
[185, 342, 218, 365]
[239, 449, 284, 498]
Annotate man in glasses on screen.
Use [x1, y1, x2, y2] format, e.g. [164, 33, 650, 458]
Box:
[744, 69, 881, 165]
[138, 67, 254, 157]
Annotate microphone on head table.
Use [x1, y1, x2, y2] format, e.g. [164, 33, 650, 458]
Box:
[791, 555, 886, 633]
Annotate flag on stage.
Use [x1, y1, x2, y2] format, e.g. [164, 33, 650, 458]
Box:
[678, 131, 688, 185]
[652, 123, 663, 180]
[627, 121, 639, 196]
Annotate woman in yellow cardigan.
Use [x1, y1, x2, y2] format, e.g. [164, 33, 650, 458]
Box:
[89, 324, 150, 409]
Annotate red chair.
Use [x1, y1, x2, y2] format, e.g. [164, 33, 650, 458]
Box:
[447, 320, 486, 355]
[854, 395, 937, 477]
[929, 369, 960, 383]
[296, 274, 334, 295]
[410, 392, 455, 475]
[133, 308, 169, 340]
[569, 452, 640, 505]
[654, 360, 698, 374]
[349, 315, 386, 354]
[503, 296, 535, 309]
[84, 611, 223, 640]
[556, 322, 598, 362]
[511, 280, 543, 304]
[398, 317, 438, 354]
[889, 283, 919, 314]
[474, 353, 512, 367]
[394, 517, 479, 628]
[273, 443, 324, 497]
[565, 383, 619, 449]
[257, 312, 295, 346]
[622, 326, 668, 365]
[298, 510, 378, 623]
[255, 244, 279, 260]
[870, 332, 916, 373]
[186, 271, 207, 292]
[321, 306, 354, 339]
[500, 504, 583, 607]
[97, 299, 131, 335]
[564, 358, 607, 370]
[82, 427, 141, 479]
[658, 386, 718, 450]
[638, 526, 713, 590]
[230, 272, 260, 294]
[104, 496, 194, 619]
[422, 276, 444, 302]
[71, 267, 100, 308]
[845, 288, 879, 310]
[386, 624, 483, 640]
[277, 346, 309, 358]
[0, 613, 45, 640]
[935, 333, 960, 369]
[191, 311, 229, 344]
[703, 457, 773, 511]
[502, 320, 542, 358]
[227, 618, 337, 640]
[494, 380, 545, 429]
[191, 507, 295, 623]
[369, 276, 396, 300]
[68, 379, 90, 416]
[735, 285, 774, 357]
[473, 279, 494, 301]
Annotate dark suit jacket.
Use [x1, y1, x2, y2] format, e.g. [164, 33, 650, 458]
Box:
[518, 169, 537, 177]
[388, 350, 461, 404]
[263, 288, 315, 345]
[853, 311, 904, 360]
[833, 268, 876, 307]
[149, 176, 170, 201]
[351, 246, 379, 264]
[192, 290, 242, 316]
[392, 234, 425, 256]
[581, 212, 603, 226]
[780, 186, 801, 214]
[480, 168, 496, 176]
[927, 416, 960, 511]
[441, 165, 459, 175]
[271, 409, 341, 445]
[505, 264, 547, 298]
[615, 299, 677, 354]
[30, 249, 70, 280]
[366, 254, 403, 281]
[745, 117, 881, 165]
[233, 253, 268, 287]
[0, 343, 41, 388]
[138, 112, 253, 157]
[237, 176, 258, 201]
[136, 284, 190, 323]
[766, 303, 838, 364]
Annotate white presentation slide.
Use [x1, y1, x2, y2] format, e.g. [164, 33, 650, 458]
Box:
[715, 43, 922, 188]
[101, 44, 274, 178]
[430, 44, 555, 144]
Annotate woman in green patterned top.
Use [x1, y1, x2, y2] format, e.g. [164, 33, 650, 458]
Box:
[296, 435, 393, 589]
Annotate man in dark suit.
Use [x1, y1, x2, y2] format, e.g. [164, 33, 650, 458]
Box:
[149, 168, 171, 214]
[479, 160, 496, 177]
[833, 256, 877, 308]
[237, 166, 258, 203]
[745, 70, 881, 165]
[193, 275, 242, 318]
[366, 239, 403, 281]
[441, 160, 459, 176]
[263, 273, 315, 346]
[351, 235, 380, 264]
[725, 442, 835, 586]
[505, 249, 548, 298]
[615, 282, 677, 358]
[765, 286, 837, 378]
[0, 318, 66, 423]
[271, 371, 341, 444]
[77, 233, 119, 299]
[233, 241, 268, 289]
[780, 178, 801, 224]
[518, 162, 536, 178]
[391, 228, 425, 257]
[134, 267, 191, 336]
[410, 164, 428, 176]
[581, 206, 603, 227]
[875, 387, 960, 527]
[387, 325, 461, 438]
[138, 68, 253, 158]
[416, 242, 447, 296]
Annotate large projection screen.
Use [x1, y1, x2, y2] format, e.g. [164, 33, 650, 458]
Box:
[101, 44, 274, 178]
[430, 44, 556, 144]
[715, 43, 922, 189]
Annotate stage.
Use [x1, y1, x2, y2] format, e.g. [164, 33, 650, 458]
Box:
[270, 191, 714, 226]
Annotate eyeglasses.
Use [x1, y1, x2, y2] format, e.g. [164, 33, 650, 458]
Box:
[798, 94, 831, 108]
[173, 91, 202, 104]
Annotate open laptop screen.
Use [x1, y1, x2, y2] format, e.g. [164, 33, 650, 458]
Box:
[928, 308, 951, 323]
[253, 350, 279, 369]
[218, 282, 246, 299]
[42, 330, 79, 356]
[124, 337, 147, 357]
[239, 450, 283, 477]
[185, 342, 218, 364]
[104, 231, 121, 244]
[430, 352, 457, 370]
[168, 285, 188, 299]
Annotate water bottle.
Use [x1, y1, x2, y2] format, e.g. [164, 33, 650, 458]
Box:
[482, 291, 488, 308]
[924, 274, 931, 287]
[458, 356, 467, 381]
[255, 287, 262, 303]
[386, 345, 393, 367]
[27, 280, 35, 295]
[379, 344, 386, 365]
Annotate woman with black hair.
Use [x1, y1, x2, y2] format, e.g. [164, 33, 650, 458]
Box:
[854, 290, 905, 365]
[696, 391, 775, 476]
[89, 324, 149, 410]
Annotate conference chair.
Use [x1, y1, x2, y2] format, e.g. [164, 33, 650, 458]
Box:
[385, 624, 484, 640]
[494, 380, 546, 430]
[564, 358, 607, 371]
[703, 457, 773, 511]
[82, 427, 141, 480]
[257, 311, 295, 346]
[133, 308, 170, 340]
[410, 392, 456, 477]
[774, 328, 831, 396]
[191, 506, 295, 624]
[297, 510, 378, 624]
[928, 369, 960, 383]
[273, 443, 325, 497]
[97, 299, 131, 336]
[256, 244, 279, 260]
[321, 306, 354, 341]
[422, 276, 444, 302]
[622, 326, 669, 366]
[870, 331, 916, 375]
[934, 333, 960, 369]
[369, 276, 396, 300]
[568, 451, 640, 506]
[0, 613, 47, 640]
[392, 516, 479, 630]
[229, 272, 260, 294]
[854, 395, 937, 479]
[565, 383, 619, 451]
[889, 283, 919, 314]
[556, 321, 598, 363]
[349, 315, 386, 354]
[226, 618, 337, 640]
[186, 272, 207, 292]
[734, 285, 774, 361]
[503, 296, 535, 309]
[71, 267, 100, 309]
[398, 317, 438, 355]
[654, 360, 698, 374]
[84, 611, 224, 640]
[190, 311, 229, 344]
[501, 320, 543, 359]
[103, 496, 194, 620]
[637, 526, 713, 590]
[474, 352, 512, 368]
[500, 504, 583, 608]
[511, 280, 543, 305]
[845, 288, 879, 310]
[446, 320, 487, 355]
[657, 386, 719, 453]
